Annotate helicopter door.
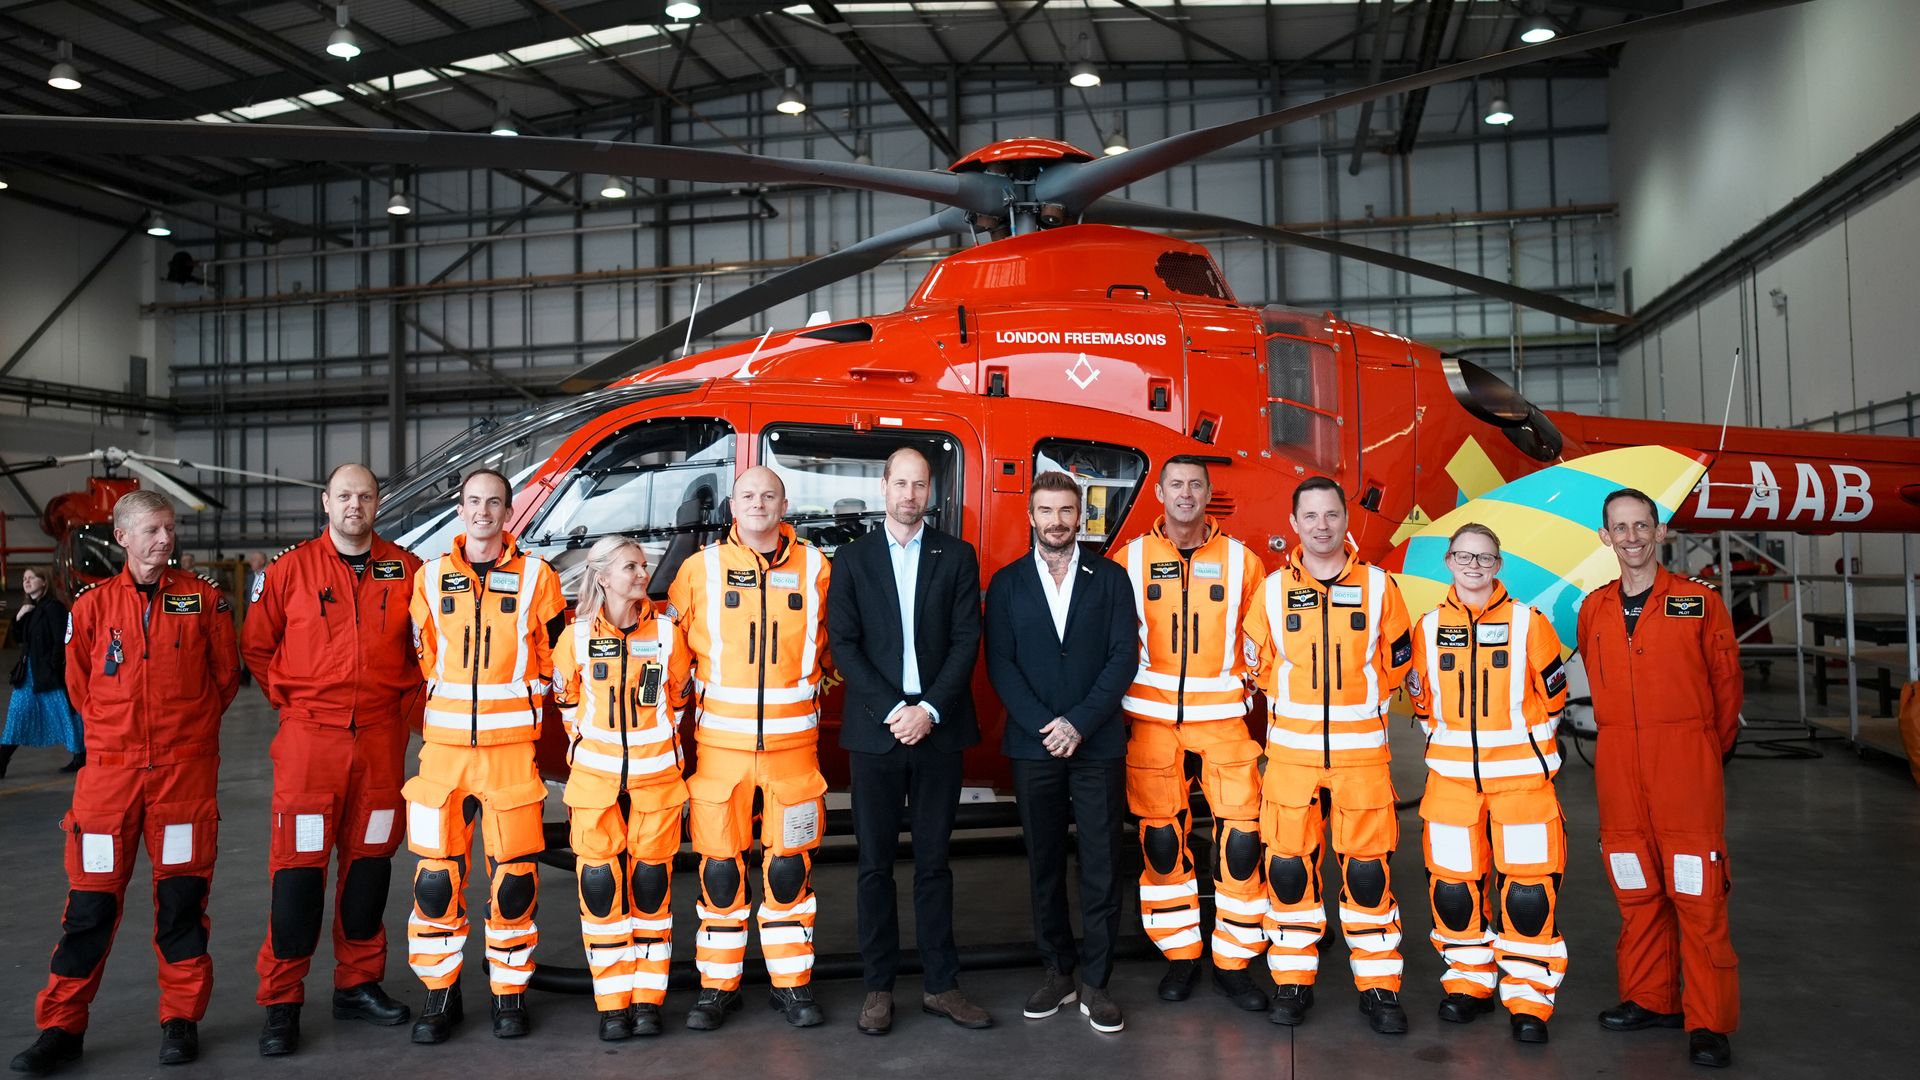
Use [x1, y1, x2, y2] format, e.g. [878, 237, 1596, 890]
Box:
[973, 302, 1186, 429]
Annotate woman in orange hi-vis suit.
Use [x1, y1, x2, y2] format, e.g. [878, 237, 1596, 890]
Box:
[1405, 524, 1569, 1046]
[551, 536, 692, 1043]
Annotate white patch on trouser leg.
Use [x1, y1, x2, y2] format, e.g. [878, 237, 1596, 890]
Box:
[81, 834, 114, 874]
[1608, 852, 1648, 891]
[161, 824, 194, 865]
[1672, 854, 1704, 896]
[781, 802, 818, 848]
[407, 802, 440, 850]
[1427, 822, 1476, 874]
[364, 809, 395, 846]
[295, 814, 326, 853]
[1499, 823, 1549, 867]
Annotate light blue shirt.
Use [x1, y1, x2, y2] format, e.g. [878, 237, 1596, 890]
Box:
[885, 522, 939, 725]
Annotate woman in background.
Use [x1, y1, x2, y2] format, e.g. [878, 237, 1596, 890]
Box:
[2, 566, 84, 777]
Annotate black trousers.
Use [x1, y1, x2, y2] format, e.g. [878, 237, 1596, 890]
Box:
[1011, 754, 1125, 989]
[849, 742, 965, 993]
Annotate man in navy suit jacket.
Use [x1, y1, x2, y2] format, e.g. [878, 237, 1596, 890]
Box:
[985, 470, 1139, 1034]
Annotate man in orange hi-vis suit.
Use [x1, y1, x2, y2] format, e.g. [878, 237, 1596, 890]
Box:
[1577, 488, 1742, 1070]
[670, 466, 832, 1032]
[1244, 476, 1413, 1035]
[1406, 523, 1569, 1045]
[1110, 456, 1269, 1013]
[404, 468, 566, 1045]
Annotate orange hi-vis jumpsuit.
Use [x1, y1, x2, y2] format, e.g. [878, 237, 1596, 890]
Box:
[1113, 516, 1268, 970]
[404, 534, 566, 997]
[1407, 582, 1569, 1020]
[242, 534, 424, 1007]
[39, 568, 239, 1033]
[552, 606, 692, 1013]
[668, 524, 831, 991]
[1577, 566, 1742, 1034]
[1244, 548, 1412, 991]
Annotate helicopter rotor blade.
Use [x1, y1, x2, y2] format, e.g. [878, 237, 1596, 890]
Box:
[1041, 0, 1810, 215]
[119, 460, 225, 512]
[0, 117, 1007, 217]
[557, 208, 974, 394]
[1081, 199, 1631, 327]
[0, 452, 105, 479]
[121, 452, 324, 490]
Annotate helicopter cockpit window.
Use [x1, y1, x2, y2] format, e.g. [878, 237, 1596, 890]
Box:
[72, 523, 126, 579]
[519, 418, 736, 601]
[1033, 440, 1147, 557]
[1263, 309, 1341, 469]
[760, 426, 962, 554]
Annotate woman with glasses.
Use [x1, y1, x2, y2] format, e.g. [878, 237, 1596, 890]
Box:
[1403, 525, 1570, 1044]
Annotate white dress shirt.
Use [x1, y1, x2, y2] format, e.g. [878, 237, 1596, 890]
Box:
[884, 522, 939, 725]
[1033, 545, 1080, 641]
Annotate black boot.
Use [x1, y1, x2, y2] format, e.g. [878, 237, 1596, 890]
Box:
[59, 752, 83, 774]
[1437, 992, 1495, 1024]
[1268, 984, 1314, 1027]
[1212, 965, 1268, 1012]
[597, 1010, 632, 1042]
[769, 984, 825, 1028]
[9, 1028, 83, 1075]
[333, 982, 411, 1026]
[1689, 1029, 1732, 1068]
[258, 1003, 301, 1057]
[0, 744, 17, 779]
[1512, 1014, 1550, 1044]
[1598, 1000, 1684, 1031]
[1358, 989, 1409, 1035]
[491, 994, 530, 1039]
[157, 1019, 198, 1065]
[686, 988, 741, 1031]
[1157, 959, 1200, 1002]
[410, 985, 464, 1045]
[628, 1003, 662, 1037]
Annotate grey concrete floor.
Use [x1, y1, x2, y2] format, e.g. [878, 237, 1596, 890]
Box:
[2, 668, 1917, 1079]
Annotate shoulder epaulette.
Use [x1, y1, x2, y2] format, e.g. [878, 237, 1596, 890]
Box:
[70, 582, 99, 600]
[269, 543, 299, 564]
[1686, 575, 1722, 591]
[195, 571, 223, 587]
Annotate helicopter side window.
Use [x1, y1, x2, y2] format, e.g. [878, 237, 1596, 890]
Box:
[1033, 440, 1147, 557]
[73, 523, 127, 580]
[1263, 312, 1341, 468]
[519, 418, 736, 601]
[760, 427, 962, 555]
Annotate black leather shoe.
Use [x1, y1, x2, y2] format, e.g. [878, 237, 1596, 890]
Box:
[259, 1003, 301, 1057]
[1437, 992, 1495, 1024]
[333, 982, 410, 1026]
[10, 1028, 83, 1075]
[770, 984, 825, 1028]
[686, 988, 741, 1031]
[410, 985, 464, 1045]
[1512, 1014, 1550, 1044]
[1158, 959, 1200, 1002]
[491, 994, 530, 1039]
[1212, 965, 1268, 1012]
[597, 1010, 632, 1042]
[157, 1019, 198, 1066]
[1689, 1029, 1732, 1068]
[1598, 1000, 1684, 1031]
[627, 1003, 662, 1037]
[1359, 989, 1409, 1035]
[1268, 984, 1314, 1027]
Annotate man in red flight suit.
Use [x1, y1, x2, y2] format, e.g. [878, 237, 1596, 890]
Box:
[11, 490, 240, 1075]
[1576, 488, 1743, 1070]
[244, 463, 424, 1056]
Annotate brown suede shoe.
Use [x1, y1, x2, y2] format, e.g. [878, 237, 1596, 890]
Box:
[922, 989, 994, 1030]
[857, 992, 893, 1036]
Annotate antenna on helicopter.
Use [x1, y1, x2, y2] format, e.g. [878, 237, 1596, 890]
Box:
[680, 280, 704, 360]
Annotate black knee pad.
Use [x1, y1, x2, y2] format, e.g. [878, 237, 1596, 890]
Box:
[580, 863, 619, 919]
[495, 871, 537, 921]
[1222, 829, 1262, 882]
[338, 858, 391, 942]
[631, 861, 670, 913]
[1432, 880, 1476, 933]
[767, 854, 809, 905]
[1269, 855, 1309, 905]
[154, 876, 211, 963]
[1142, 824, 1183, 876]
[269, 867, 326, 959]
[415, 867, 455, 919]
[50, 891, 118, 978]
[702, 856, 742, 907]
[1343, 858, 1387, 909]
[1504, 881, 1552, 938]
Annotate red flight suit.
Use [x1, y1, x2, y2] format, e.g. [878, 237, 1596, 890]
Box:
[37, 568, 239, 1032]
[1577, 565, 1742, 1034]
[242, 534, 424, 1006]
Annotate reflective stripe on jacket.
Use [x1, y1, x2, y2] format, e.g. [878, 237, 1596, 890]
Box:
[1112, 516, 1261, 724]
[409, 532, 565, 746]
[1407, 582, 1567, 790]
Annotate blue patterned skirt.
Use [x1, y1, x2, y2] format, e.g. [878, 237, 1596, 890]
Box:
[3, 659, 84, 752]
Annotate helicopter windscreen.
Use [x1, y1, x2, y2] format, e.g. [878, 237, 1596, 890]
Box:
[71, 522, 127, 579]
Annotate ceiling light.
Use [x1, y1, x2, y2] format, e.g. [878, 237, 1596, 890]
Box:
[599, 176, 628, 199]
[0, 173, 10, 190]
[1484, 98, 1514, 126]
[47, 41, 82, 91]
[775, 68, 806, 115]
[326, 5, 361, 60]
[1520, 16, 1557, 44]
[145, 213, 172, 237]
[853, 133, 873, 166]
[386, 190, 412, 215]
[1068, 33, 1100, 89]
[490, 103, 518, 137]
[1103, 117, 1128, 156]
[664, 1, 702, 20]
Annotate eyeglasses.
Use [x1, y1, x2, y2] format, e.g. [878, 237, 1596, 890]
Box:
[1446, 550, 1500, 568]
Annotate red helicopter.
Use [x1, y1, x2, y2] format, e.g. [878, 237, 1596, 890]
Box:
[5, 0, 1911, 792]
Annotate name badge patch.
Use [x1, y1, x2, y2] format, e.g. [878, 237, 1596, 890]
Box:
[1476, 623, 1510, 646]
[1192, 561, 1222, 580]
[768, 570, 799, 591]
[1665, 595, 1705, 618]
[1149, 561, 1181, 580]
[371, 560, 406, 581]
[1329, 584, 1363, 607]
[630, 639, 659, 657]
[588, 638, 622, 659]
[162, 592, 202, 614]
[1436, 626, 1470, 649]
[440, 573, 471, 593]
[726, 569, 759, 589]
[1286, 588, 1319, 609]
[486, 570, 521, 593]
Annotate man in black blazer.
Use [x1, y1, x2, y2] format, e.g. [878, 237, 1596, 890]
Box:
[828, 448, 990, 1037]
[985, 470, 1139, 1035]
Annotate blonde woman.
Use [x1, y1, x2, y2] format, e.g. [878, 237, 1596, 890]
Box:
[551, 536, 692, 1042]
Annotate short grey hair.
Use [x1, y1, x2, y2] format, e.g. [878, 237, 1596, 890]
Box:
[112, 489, 174, 531]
